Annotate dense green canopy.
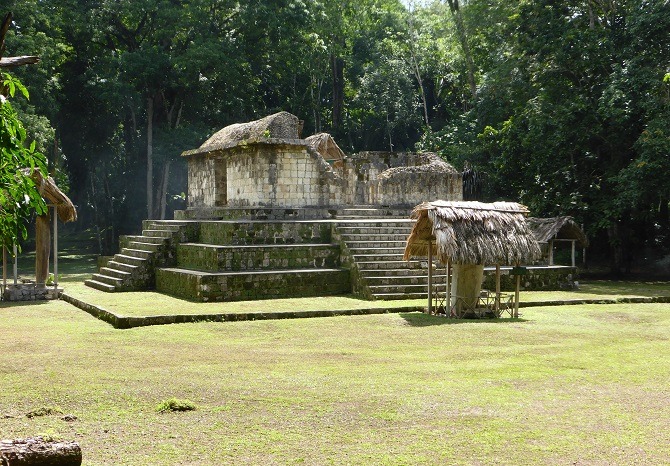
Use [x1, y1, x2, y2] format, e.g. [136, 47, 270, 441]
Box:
[2, 0, 668, 273]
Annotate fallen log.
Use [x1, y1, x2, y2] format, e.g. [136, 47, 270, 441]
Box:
[0, 437, 82, 466]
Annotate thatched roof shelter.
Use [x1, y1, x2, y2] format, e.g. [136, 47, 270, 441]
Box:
[403, 200, 541, 265]
[527, 216, 588, 247]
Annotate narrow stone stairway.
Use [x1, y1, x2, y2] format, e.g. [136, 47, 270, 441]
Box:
[335, 207, 447, 300]
[84, 221, 189, 292]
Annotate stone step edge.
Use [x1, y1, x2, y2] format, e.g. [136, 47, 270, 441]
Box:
[60, 292, 423, 329]
[178, 243, 339, 249]
[158, 267, 347, 277]
[60, 293, 670, 329]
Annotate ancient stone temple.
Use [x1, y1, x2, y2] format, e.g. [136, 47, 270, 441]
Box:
[86, 111, 463, 301]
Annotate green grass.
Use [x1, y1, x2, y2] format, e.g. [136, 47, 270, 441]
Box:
[1, 300, 669, 465]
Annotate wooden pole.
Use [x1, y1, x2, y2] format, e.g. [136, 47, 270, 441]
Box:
[446, 261, 451, 315]
[53, 206, 58, 288]
[2, 246, 6, 292]
[35, 213, 51, 285]
[495, 264, 500, 316]
[548, 240, 554, 265]
[13, 243, 17, 285]
[427, 241, 433, 314]
[514, 263, 520, 319]
[571, 240, 576, 267]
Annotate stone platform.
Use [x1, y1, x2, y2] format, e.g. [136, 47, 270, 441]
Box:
[3, 283, 61, 301]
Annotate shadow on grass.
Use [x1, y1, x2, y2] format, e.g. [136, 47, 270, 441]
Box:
[574, 280, 670, 298]
[0, 300, 50, 309]
[400, 312, 528, 327]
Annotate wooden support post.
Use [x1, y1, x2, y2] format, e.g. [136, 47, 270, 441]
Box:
[427, 241, 433, 315]
[495, 264, 501, 316]
[2, 247, 6, 292]
[13, 243, 17, 286]
[53, 205, 58, 288]
[514, 263, 521, 319]
[446, 261, 451, 315]
[548, 239, 554, 265]
[571, 240, 576, 267]
[35, 213, 51, 285]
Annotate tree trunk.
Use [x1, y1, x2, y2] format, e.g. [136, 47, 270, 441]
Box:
[146, 95, 154, 219]
[35, 213, 51, 284]
[446, 0, 477, 101]
[0, 437, 81, 465]
[156, 160, 171, 220]
[331, 53, 344, 134]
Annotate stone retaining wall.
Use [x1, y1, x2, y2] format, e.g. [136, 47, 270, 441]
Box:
[177, 243, 340, 271]
[198, 221, 333, 245]
[156, 268, 350, 302]
[3, 283, 61, 301]
[482, 265, 578, 291]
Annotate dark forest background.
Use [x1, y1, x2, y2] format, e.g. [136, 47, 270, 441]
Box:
[4, 0, 670, 275]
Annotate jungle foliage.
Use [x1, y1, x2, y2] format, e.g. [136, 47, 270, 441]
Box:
[2, 0, 669, 273]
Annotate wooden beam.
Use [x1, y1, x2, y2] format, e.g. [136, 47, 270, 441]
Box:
[0, 55, 40, 67]
[514, 263, 520, 318]
[446, 261, 451, 315]
[495, 264, 500, 316]
[571, 240, 576, 267]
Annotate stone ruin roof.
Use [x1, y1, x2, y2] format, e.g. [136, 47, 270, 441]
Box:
[378, 152, 458, 180]
[198, 111, 300, 151]
[305, 133, 345, 163]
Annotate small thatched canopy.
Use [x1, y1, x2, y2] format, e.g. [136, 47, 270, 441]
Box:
[404, 200, 541, 265]
[25, 169, 77, 222]
[527, 216, 588, 247]
[305, 133, 345, 164]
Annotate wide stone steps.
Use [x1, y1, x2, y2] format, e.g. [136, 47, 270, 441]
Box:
[142, 229, 174, 238]
[89, 273, 124, 287]
[350, 247, 406, 256]
[86, 221, 189, 293]
[346, 240, 408, 249]
[83, 279, 116, 292]
[336, 216, 443, 300]
[105, 261, 139, 274]
[121, 248, 152, 259]
[364, 274, 448, 286]
[127, 241, 161, 252]
[368, 283, 447, 295]
[99, 267, 132, 280]
[112, 253, 148, 267]
[336, 207, 412, 219]
[125, 235, 165, 244]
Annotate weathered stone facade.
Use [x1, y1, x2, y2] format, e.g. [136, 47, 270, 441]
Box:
[182, 112, 462, 212]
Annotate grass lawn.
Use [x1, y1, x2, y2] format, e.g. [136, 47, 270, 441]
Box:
[58, 274, 670, 318]
[1, 300, 669, 465]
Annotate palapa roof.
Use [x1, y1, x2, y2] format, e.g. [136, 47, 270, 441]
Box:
[403, 200, 541, 265]
[527, 216, 588, 247]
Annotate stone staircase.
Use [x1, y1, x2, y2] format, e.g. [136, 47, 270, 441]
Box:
[85, 221, 191, 292]
[334, 207, 448, 300]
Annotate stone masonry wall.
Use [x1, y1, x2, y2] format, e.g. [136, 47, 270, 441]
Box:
[226, 144, 342, 207]
[187, 155, 227, 207]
